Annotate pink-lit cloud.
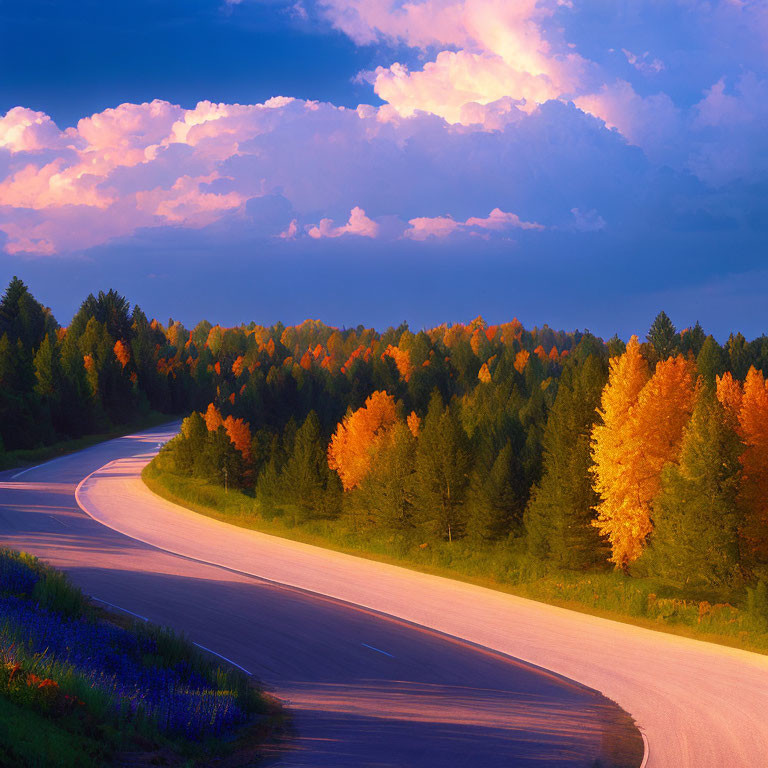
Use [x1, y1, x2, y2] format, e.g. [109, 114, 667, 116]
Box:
[308, 206, 380, 238]
[405, 208, 543, 240]
[1, 0, 767, 256]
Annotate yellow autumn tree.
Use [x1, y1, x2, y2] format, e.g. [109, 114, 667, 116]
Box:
[716, 371, 744, 428]
[327, 391, 398, 490]
[591, 336, 651, 566]
[477, 362, 492, 383]
[593, 350, 697, 566]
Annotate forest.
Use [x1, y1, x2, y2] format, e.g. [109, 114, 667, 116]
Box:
[5, 275, 768, 598]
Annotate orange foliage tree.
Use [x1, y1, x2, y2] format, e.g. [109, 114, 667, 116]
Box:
[327, 391, 399, 490]
[591, 337, 692, 566]
[513, 350, 530, 374]
[204, 403, 224, 432]
[113, 339, 130, 368]
[728, 367, 768, 560]
[223, 415, 252, 461]
[382, 345, 413, 381]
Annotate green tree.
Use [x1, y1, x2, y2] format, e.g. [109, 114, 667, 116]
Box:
[645, 389, 743, 587]
[414, 393, 471, 541]
[0, 276, 49, 350]
[173, 411, 208, 475]
[647, 311, 679, 361]
[696, 336, 726, 386]
[525, 354, 609, 569]
[279, 411, 340, 523]
[354, 421, 417, 531]
[465, 440, 524, 541]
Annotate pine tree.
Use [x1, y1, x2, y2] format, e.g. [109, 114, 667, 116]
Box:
[466, 441, 523, 541]
[355, 421, 417, 531]
[281, 411, 340, 523]
[697, 336, 726, 386]
[526, 354, 609, 568]
[173, 411, 208, 475]
[414, 393, 471, 541]
[0, 276, 48, 350]
[647, 311, 679, 361]
[646, 389, 743, 587]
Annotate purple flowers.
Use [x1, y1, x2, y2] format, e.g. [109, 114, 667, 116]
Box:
[0, 549, 253, 740]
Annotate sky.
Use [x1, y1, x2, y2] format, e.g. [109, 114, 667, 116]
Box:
[0, 0, 767, 339]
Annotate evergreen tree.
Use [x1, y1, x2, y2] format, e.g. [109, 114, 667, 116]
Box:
[173, 411, 208, 475]
[646, 390, 743, 587]
[465, 441, 523, 541]
[280, 411, 340, 523]
[414, 393, 471, 541]
[197, 426, 243, 487]
[0, 276, 48, 350]
[697, 336, 726, 386]
[680, 321, 706, 357]
[647, 311, 679, 361]
[355, 421, 417, 531]
[526, 355, 609, 568]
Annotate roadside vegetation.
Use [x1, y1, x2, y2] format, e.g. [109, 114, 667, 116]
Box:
[0, 548, 276, 767]
[145, 460, 768, 655]
[6, 275, 768, 655]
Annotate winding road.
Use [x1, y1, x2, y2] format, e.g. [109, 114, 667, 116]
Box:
[3, 424, 768, 766]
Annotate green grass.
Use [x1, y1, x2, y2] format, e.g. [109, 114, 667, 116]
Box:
[0, 548, 281, 767]
[0, 694, 105, 768]
[0, 412, 175, 472]
[144, 458, 768, 656]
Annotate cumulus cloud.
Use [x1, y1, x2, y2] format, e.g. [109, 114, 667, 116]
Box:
[0, 94, 640, 255]
[322, 0, 587, 125]
[308, 206, 380, 238]
[1, 0, 767, 257]
[405, 208, 543, 240]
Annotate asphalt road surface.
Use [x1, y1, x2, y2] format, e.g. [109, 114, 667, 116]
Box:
[14, 423, 765, 766]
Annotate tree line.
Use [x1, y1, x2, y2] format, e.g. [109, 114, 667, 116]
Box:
[4, 276, 768, 589]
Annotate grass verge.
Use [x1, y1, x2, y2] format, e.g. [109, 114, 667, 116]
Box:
[0, 547, 282, 767]
[144, 459, 768, 657]
[0, 412, 176, 472]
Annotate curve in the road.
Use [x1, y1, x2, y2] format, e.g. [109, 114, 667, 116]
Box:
[0, 425, 643, 768]
[74, 426, 768, 767]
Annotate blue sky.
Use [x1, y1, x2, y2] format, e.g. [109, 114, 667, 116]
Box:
[0, 0, 766, 339]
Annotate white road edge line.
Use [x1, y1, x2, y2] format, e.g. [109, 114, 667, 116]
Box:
[75, 448, 649, 768]
[91, 596, 253, 676]
[361, 642, 395, 658]
[11, 454, 70, 479]
[192, 642, 253, 676]
[92, 596, 149, 622]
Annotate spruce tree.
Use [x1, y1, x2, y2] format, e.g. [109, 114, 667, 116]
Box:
[465, 441, 523, 541]
[646, 389, 743, 587]
[280, 411, 340, 523]
[355, 421, 417, 531]
[525, 354, 609, 569]
[414, 393, 471, 541]
[697, 336, 726, 386]
[647, 311, 679, 361]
